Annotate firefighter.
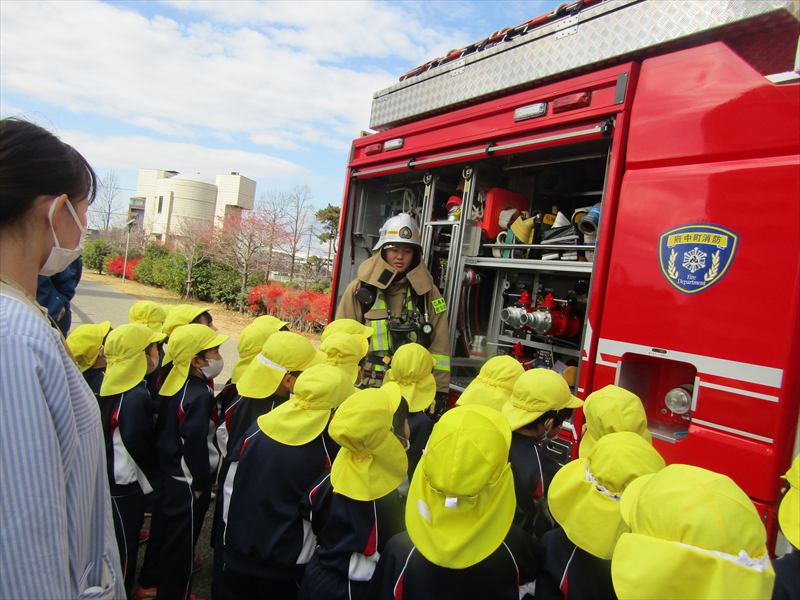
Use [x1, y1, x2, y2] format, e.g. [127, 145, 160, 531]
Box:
[335, 213, 450, 410]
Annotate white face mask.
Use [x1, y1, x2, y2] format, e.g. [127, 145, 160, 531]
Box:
[40, 197, 87, 276]
[200, 357, 224, 380]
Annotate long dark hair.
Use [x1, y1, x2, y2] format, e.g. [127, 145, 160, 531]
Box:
[0, 118, 97, 229]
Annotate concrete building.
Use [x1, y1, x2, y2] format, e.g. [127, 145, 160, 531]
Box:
[136, 168, 256, 243]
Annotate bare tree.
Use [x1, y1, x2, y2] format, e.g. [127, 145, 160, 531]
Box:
[172, 217, 217, 299]
[259, 189, 291, 281]
[91, 171, 124, 232]
[281, 184, 316, 282]
[215, 206, 282, 310]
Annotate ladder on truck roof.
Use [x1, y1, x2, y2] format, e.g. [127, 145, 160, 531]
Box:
[370, 0, 800, 131]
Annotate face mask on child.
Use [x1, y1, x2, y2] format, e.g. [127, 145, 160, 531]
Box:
[200, 357, 224, 380]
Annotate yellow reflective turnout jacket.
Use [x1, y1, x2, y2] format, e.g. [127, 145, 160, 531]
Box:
[335, 253, 450, 393]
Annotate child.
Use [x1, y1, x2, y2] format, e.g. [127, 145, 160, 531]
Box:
[320, 331, 369, 384]
[129, 301, 168, 406]
[129, 300, 167, 333]
[502, 369, 583, 538]
[536, 432, 665, 600]
[611, 464, 775, 599]
[456, 355, 524, 412]
[99, 323, 166, 597]
[772, 454, 799, 600]
[154, 323, 228, 600]
[259, 314, 289, 331]
[159, 304, 218, 390]
[579, 385, 651, 457]
[229, 331, 326, 451]
[66, 320, 111, 399]
[370, 405, 545, 599]
[216, 321, 279, 458]
[321, 318, 373, 342]
[298, 384, 409, 600]
[382, 343, 436, 480]
[220, 364, 353, 600]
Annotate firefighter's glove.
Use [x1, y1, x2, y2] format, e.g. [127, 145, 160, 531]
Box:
[427, 392, 448, 418]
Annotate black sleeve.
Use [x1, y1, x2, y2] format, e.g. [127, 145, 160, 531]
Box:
[368, 532, 415, 600]
[407, 412, 433, 480]
[179, 383, 215, 491]
[301, 471, 334, 535]
[505, 525, 546, 598]
[117, 385, 162, 488]
[535, 529, 567, 600]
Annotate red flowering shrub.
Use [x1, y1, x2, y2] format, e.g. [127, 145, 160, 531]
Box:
[107, 256, 141, 281]
[247, 283, 331, 331]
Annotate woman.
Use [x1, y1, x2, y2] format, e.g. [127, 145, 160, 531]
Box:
[0, 118, 125, 599]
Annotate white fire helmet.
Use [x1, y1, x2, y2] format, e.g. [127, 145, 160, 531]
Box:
[373, 213, 421, 251]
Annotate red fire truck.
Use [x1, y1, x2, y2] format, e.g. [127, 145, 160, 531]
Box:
[330, 0, 799, 552]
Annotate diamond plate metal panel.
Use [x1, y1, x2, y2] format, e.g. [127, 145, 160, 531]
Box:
[370, 0, 800, 130]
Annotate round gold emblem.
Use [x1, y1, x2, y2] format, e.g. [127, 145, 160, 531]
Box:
[399, 226, 412, 239]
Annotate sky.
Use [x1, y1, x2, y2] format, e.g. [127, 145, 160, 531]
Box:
[1, 0, 563, 229]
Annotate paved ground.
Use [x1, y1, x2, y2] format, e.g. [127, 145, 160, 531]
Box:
[71, 278, 221, 599]
[71, 278, 239, 385]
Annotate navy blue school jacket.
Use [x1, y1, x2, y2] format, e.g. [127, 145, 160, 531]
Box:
[83, 367, 106, 404]
[407, 411, 433, 480]
[535, 526, 616, 600]
[156, 374, 219, 493]
[771, 550, 799, 600]
[226, 393, 287, 455]
[298, 475, 405, 600]
[223, 423, 339, 581]
[368, 526, 545, 600]
[508, 432, 562, 538]
[99, 381, 162, 495]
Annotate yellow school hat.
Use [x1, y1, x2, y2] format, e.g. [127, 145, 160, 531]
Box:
[778, 454, 799, 549]
[407, 405, 515, 569]
[259, 364, 354, 446]
[67, 321, 112, 372]
[383, 343, 436, 413]
[329, 383, 408, 501]
[579, 385, 651, 457]
[612, 464, 774, 600]
[100, 323, 166, 396]
[128, 301, 167, 333]
[456, 355, 524, 412]
[321, 318, 373, 342]
[237, 331, 327, 399]
[258, 315, 288, 331]
[320, 332, 369, 384]
[502, 369, 582, 431]
[162, 304, 209, 337]
[231, 322, 279, 385]
[160, 324, 228, 397]
[548, 432, 665, 559]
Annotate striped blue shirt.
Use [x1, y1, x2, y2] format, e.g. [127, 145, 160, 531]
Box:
[0, 285, 125, 600]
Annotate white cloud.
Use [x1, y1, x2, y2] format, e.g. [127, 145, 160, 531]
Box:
[0, 1, 404, 150]
[57, 130, 312, 182]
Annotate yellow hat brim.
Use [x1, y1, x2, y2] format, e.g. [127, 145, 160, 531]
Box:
[456, 382, 514, 412]
[612, 533, 775, 600]
[330, 430, 408, 501]
[330, 361, 360, 385]
[548, 458, 629, 559]
[384, 371, 436, 413]
[231, 354, 257, 385]
[406, 457, 516, 569]
[237, 356, 286, 399]
[580, 427, 653, 458]
[778, 486, 799, 549]
[258, 403, 331, 447]
[68, 321, 112, 372]
[100, 353, 148, 397]
[160, 361, 191, 397]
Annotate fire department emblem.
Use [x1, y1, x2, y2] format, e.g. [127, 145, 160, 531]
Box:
[399, 226, 413, 239]
[658, 224, 739, 295]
